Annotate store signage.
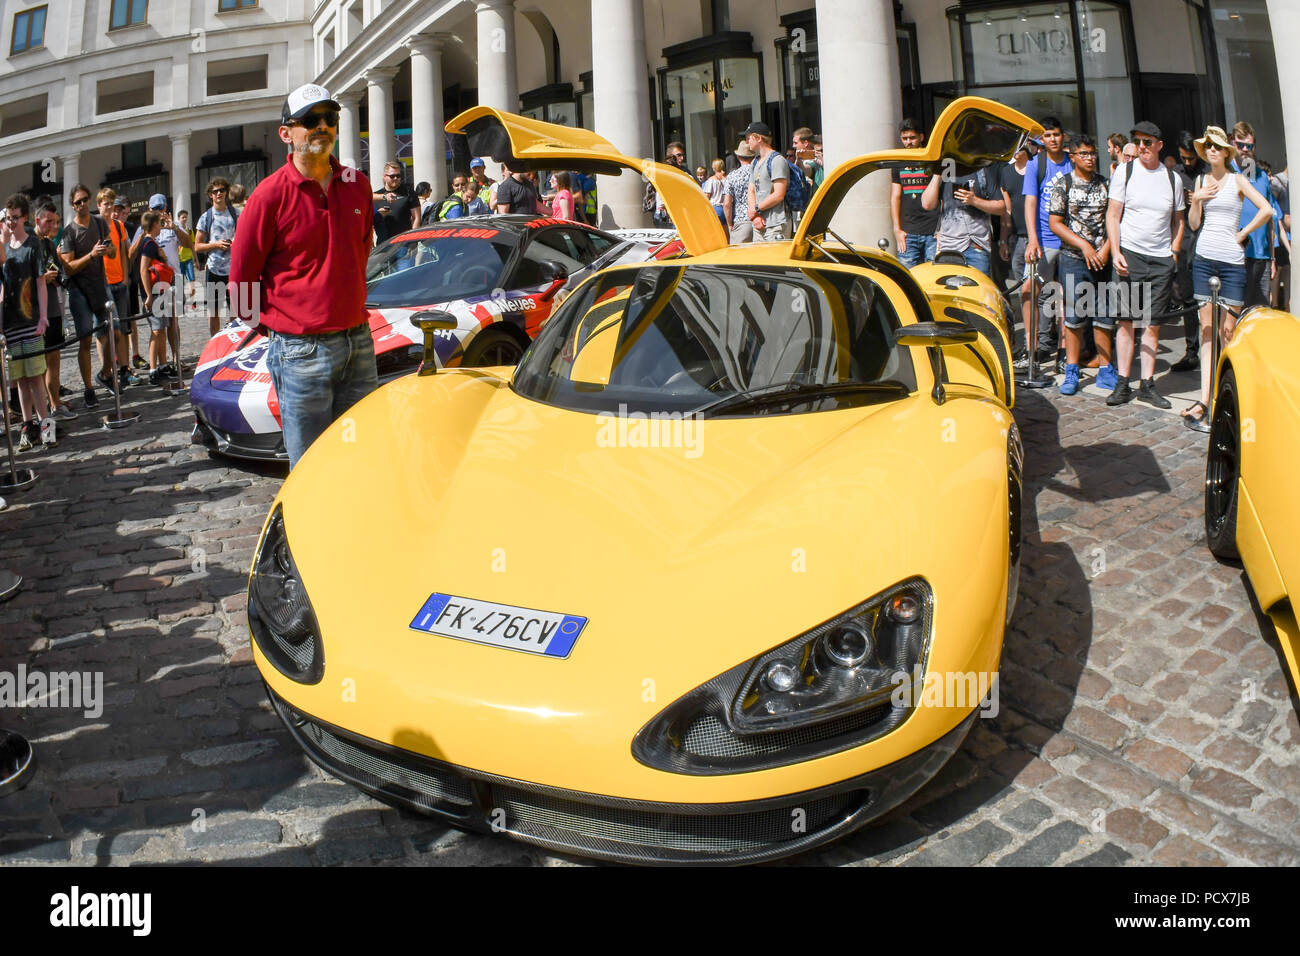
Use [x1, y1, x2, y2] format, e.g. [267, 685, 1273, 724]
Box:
[969, 9, 1126, 84]
[700, 76, 734, 95]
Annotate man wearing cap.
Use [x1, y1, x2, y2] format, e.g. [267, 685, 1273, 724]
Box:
[229, 83, 376, 468]
[470, 158, 495, 193]
[743, 121, 789, 242]
[372, 161, 419, 244]
[1105, 120, 1185, 408]
[723, 140, 755, 244]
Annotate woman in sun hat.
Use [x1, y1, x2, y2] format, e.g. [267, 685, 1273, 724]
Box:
[1181, 125, 1274, 432]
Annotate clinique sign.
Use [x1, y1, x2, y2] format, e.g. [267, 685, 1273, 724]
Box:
[995, 26, 1107, 56]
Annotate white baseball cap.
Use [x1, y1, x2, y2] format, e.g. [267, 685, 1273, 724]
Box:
[281, 83, 341, 125]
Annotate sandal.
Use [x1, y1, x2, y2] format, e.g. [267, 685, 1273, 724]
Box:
[1182, 401, 1211, 433]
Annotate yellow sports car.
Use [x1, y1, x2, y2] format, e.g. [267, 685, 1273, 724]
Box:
[1205, 312, 1300, 699]
[248, 98, 1042, 863]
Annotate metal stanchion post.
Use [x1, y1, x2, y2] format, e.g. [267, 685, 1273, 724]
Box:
[0, 331, 37, 494]
[1208, 275, 1222, 413]
[101, 284, 139, 429]
[1016, 261, 1052, 389]
[164, 280, 186, 394]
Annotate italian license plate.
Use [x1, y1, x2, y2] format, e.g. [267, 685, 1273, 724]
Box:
[409, 593, 588, 658]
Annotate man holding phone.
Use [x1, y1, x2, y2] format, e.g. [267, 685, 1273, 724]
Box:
[58, 182, 127, 403]
[196, 177, 238, 336]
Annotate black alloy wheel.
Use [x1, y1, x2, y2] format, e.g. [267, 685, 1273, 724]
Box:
[1204, 367, 1241, 560]
[463, 329, 526, 367]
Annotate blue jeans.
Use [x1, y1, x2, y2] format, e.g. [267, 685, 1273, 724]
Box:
[267, 322, 378, 468]
[900, 234, 937, 268]
[959, 247, 991, 277]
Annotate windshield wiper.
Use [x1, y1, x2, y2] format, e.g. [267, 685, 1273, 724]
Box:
[696, 379, 910, 417]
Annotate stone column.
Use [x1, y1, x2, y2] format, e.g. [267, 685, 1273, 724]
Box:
[338, 91, 363, 172]
[476, 0, 517, 113]
[1268, 0, 1297, 174]
[816, 0, 900, 247]
[170, 132, 192, 216]
[407, 35, 447, 199]
[365, 67, 399, 182]
[591, 0, 652, 228]
[59, 153, 80, 221]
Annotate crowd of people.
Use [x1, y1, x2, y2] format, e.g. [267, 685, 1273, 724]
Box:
[889, 113, 1290, 424]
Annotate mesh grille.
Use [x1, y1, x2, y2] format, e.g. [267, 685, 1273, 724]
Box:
[274, 631, 316, 672]
[682, 704, 893, 759]
[299, 717, 473, 809]
[497, 787, 861, 854]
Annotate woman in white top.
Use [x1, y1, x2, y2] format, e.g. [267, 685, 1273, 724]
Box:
[1182, 126, 1273, 432]
[702, 158, 727, 226]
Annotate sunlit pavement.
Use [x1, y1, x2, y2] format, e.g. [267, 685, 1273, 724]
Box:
[1, 308, 1296, 866]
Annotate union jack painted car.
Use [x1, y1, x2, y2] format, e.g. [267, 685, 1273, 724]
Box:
[190, 215, 675, 461]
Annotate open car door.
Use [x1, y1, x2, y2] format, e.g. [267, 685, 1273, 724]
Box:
[445, 107, 728, 257]
[791, 97, 1044, 260]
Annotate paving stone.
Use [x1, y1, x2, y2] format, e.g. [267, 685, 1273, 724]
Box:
[901, 822, 1013, 867]
[313, 836, 405, 865]
[1068, 842, 1133, 866]
[184, 818, 283, 850]
[0, 838, 72, 862]
[1150, 833, 1226, 867]
[1124, 739, 1194, 783]
[997, 821, 1088, 866]
[1001, 798, 1053, 833]
[1063, 706, 1129, 750]
[1103, 808, 1168, 848]
[1189, 767, 1262, 809]
[1077, 757, 1156, 802]
[80, 832, 161, 857]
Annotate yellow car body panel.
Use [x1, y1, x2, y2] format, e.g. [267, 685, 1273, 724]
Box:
[1216, 308, 1300, 693]
[252, 96, 1040, 860]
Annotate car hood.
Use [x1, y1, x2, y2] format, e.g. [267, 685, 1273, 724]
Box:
[265, 371, 1012, 797]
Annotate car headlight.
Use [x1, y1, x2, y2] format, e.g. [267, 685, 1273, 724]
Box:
[248, 505, 325, 684]
[633, 579, 933, 775]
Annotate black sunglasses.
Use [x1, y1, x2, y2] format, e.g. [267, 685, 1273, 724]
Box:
[291, 110, 339, 128]
[1234, 141, 1255, 152]
[209, 188, 227, 195]
[1134, 137, 1159, 148]
[72, 197, 89, 206]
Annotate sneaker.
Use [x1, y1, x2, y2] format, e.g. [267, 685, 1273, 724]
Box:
[16, 422, 35, 451]
[58, 385, 74, 398]
[1059, 364, 1080, 396]
[1106, 379, 1133, 406]
[1096, 364, 1118, 391]
[1136, 378, 1172, 409]
[1055, 351, 1067, 374]
[1013, 352, 1030, 370]
[148, 368, 164, 386]
[39, 417, 56, 447]
[96, 368, 116, 392]
[83, 387, 99, 410]
[1170, 351, 1199, 372]
[132, 354, 148, 370]
[1034, 347, 1057, 364]
[118, 366, 141, 387]
[159, 363, 179, 378]
[53, 403, 76, 421]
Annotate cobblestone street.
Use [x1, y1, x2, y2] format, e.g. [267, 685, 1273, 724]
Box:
[1, 311, 1297, 867]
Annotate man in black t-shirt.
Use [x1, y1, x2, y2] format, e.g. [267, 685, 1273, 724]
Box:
[890, 119, 940, 267]
[372, 161, 420, 243]
[494, 162, 536, 214]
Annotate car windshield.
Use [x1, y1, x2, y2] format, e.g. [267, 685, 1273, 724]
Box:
[366, 232, 514, 306]
[512, 264, 916, 416]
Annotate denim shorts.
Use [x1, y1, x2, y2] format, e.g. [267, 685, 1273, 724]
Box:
[1057, 254, 1115, 330]
[1192, 256, 1246, 308]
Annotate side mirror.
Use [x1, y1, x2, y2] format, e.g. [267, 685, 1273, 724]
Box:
[893, 321, 978, 405]
[413, 310, 458, 376]
[538, 261, 569, 301]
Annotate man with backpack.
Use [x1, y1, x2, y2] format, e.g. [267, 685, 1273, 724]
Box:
[433, 176, 469, 222]
[1022, 116, 1074, 366]
[196, 178, 238, 336]
[744, 121, 795, 242]
[1105, 120, 1185, 409]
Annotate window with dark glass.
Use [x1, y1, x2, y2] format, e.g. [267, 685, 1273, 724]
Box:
[11, 5, 46, 54]
[109, 0, 148, 30]
[219, 0, 258, 10]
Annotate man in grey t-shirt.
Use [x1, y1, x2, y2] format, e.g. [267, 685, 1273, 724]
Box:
[743, 120, 790, 241]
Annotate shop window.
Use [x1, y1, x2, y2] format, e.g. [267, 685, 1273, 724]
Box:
[0, 92, 47, 137]
[207, 54, 268, 96]
[11, 5, 46, 54]
[98, 71, 154, 114]
[109, 0, 148, 30]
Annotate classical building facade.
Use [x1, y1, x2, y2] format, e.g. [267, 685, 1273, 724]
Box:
[0, 0, 1293, 244]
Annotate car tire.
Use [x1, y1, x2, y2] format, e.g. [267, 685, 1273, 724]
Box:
[1205, 366, 1241, 561]
[462, 328, 527, 367]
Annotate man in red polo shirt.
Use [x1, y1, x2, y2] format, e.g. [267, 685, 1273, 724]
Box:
[230, 84, 376, 468]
